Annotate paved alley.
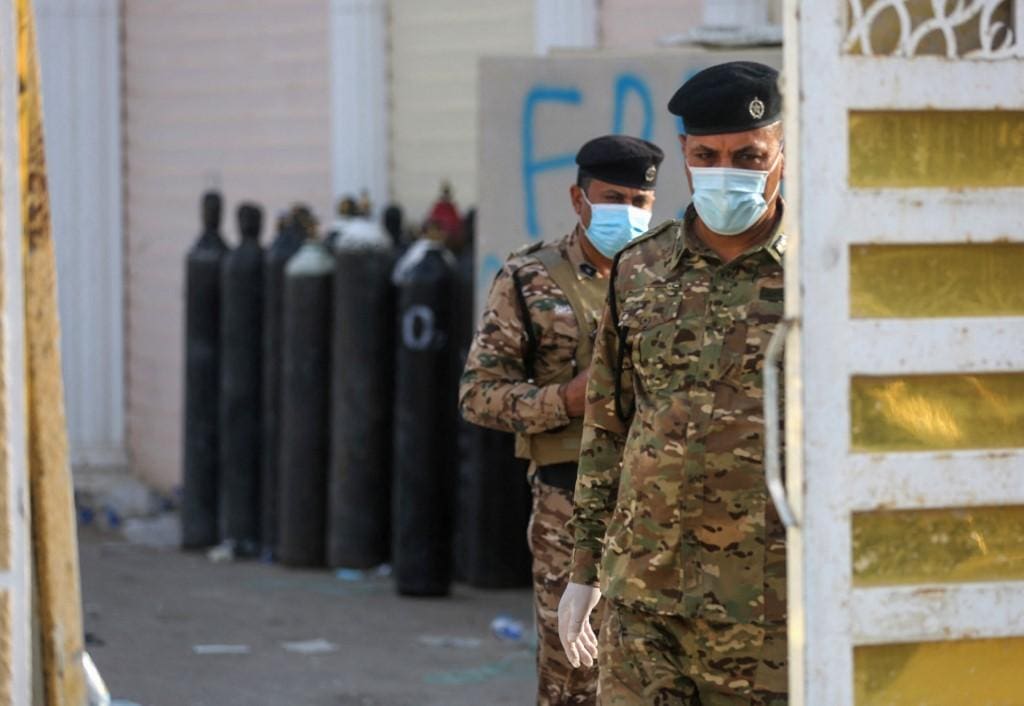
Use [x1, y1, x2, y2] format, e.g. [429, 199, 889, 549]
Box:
[80, 523, 536, 706]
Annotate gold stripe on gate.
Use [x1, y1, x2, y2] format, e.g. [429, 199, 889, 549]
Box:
[850, 243, 1024, 318]
[851, 373, 1024, 452]
[856, 637, 1024, 706]
[849, 110, 1024, 188]
[853, 505, 1024, 587]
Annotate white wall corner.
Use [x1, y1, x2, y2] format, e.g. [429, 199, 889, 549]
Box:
[36, 0, 125, 470]
[329, 0, 390, 218]
[534, 0, 599, 55]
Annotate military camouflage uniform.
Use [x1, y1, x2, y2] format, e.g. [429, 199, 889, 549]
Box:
[528, 476, 603, 706]
[569, 206, 788, 705]
[461, 226, 603, 706]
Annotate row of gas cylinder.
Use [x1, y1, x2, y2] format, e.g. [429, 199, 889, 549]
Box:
[181, 191, 529, 596]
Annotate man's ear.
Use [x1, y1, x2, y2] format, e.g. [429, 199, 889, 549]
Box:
[678, 135, 694, 191]
[678, 134, 690, 172]
[570, 184, 584, 218]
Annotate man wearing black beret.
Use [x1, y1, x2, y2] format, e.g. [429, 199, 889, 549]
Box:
[461, 135, 664, 705]
[560, 62, 789, 705]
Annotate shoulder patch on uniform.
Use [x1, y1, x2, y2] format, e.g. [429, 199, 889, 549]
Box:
[505, 240, 551, 276]
[766, 231, 787, 265]
[509, 240, 545, 259]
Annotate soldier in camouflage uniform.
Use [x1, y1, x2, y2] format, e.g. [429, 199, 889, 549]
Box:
[558, 62, 789, 705]
[460, 135, 665, 706]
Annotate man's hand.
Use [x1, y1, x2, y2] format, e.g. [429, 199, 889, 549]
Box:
[558, 582, 601, 668]
[560, 370, 590, 418]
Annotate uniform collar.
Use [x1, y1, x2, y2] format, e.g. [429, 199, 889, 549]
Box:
[672, 199, 787, 271]
[564, 224, 603, 280]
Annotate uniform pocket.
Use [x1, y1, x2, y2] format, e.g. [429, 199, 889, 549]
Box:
[623, 284, 703, 398]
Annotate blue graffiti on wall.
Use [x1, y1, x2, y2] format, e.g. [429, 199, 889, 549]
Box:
[520, 72, 668, 243]
[612, 73, 654, 141]
[520, 86, 583, 240]
[487, 67, 712, 289]
[492, 72, 665, 289]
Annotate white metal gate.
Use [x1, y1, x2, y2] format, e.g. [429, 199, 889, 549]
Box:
[783, 1, 1024, 704]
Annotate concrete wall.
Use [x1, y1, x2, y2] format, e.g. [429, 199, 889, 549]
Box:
[599, 0, 703, 48]
[598, 0, 781, 48]
[124, 0, 333, 491]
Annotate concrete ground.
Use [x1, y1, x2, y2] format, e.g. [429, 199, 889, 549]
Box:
[80, 520, 536, 706]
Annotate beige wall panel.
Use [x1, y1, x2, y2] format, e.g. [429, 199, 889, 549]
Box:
[0, 152, 9, 697]
[390, 0, 533, 223]
[0, 316, 6, 574]
[600, 0, 782, 47]
[125, 0, 332, 491]
[0, 591, 9, 705]
[599, 0, 702, 48]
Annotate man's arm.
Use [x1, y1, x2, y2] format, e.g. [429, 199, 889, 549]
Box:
[568, 296, 634, 586]
[459, 264, 570, 434]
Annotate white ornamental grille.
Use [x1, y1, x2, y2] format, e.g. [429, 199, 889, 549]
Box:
[846, 0, 1022, 58]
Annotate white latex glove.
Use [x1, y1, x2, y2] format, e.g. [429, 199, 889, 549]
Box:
[558, 582, 602, 668]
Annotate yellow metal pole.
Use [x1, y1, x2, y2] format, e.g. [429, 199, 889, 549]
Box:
[16, 0, 86, 702]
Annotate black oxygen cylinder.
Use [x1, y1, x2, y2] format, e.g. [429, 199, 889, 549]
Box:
[182, 191, 229, 549]
[328, 230, 395, 569]
[383, 203, 404, 249]
[392, 242, 458, 596]
[219, 202, 265, 556]
[452, 208, 476, 357]
[260, 213, 305, 559]
[456, 207, 531, 587]
[462, 427, 532, 588]
[277, 240, 334, 568]
[452, 212, 476, 582]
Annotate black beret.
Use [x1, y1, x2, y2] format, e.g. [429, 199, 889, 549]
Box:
[668, 61, 781, 135]
[576, 135, 665, 189]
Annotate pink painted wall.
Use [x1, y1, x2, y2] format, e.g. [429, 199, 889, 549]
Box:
[124, 0, 332, 492]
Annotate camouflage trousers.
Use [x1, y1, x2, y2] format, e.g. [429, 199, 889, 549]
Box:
[528, 477, 602, 706]
[598, 601, 787, 706]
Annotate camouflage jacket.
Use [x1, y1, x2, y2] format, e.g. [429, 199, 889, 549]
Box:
[459, 226, 605, 434]
[568, 205, 787, 626]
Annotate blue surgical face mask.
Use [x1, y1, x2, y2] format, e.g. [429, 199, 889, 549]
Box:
[688, 151, 782, 236]
[581, 192, 653, 258]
